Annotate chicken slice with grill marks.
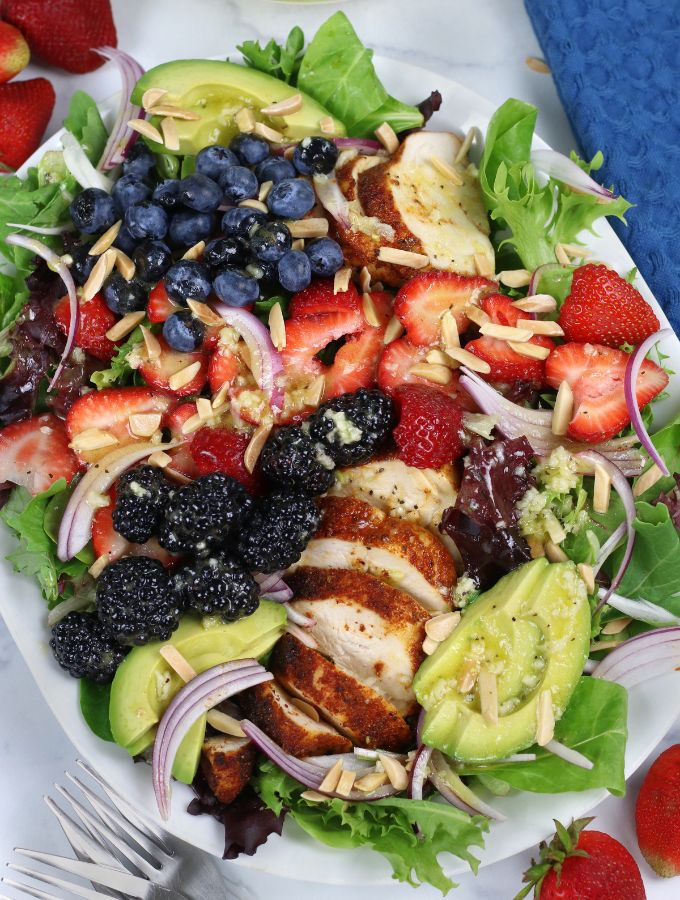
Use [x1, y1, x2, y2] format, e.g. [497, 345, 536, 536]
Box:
[286, 567, 428, 717]
[200, 736, 256, 805]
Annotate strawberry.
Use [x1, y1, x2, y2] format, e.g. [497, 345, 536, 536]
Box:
[147, 281, 179, 324]
[0, 21, 30, 84]
[66, 387, 174, 464]
[164, 402, 200, 478]
[208, 346, 240, 395]
[2, 0, 116, 74]
[92, 487, 176, 567]
[545, 342, 668, 443]
[377, 337, 477, 410]
[324, 326, 384, 398]
[138, 336, 208, 397]
[393, 385, 465, 468]
[288, 278, 361, 318]
[0, 77, 55, 170]
[281, 308, 363, 376]
[482, 292, 528, 327]
[394, 271, 494, 346]
[518, 818, 645, 900]
[0, 413, 80, 495]
[559, 264, 660, 348]
[54, 293, 118, 361]
[189, 426, 262, 493]
[636, 743, 680, 877]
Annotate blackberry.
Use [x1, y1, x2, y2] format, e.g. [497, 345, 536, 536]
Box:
[50, 612, 128, 682]
[112, 465, 173, 544]
[96, 557, 183, 646]
[306, 389, 394, 466]
[173, 552, 259, 622]
[237, 492, 320, 573]
[260, 426, 335, 495]
[159, 472, 252, 555]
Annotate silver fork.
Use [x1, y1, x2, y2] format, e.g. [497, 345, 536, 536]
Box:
[3, 759, 238, 900]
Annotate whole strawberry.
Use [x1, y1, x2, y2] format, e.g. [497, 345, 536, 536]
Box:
[636, 744, 680, 877]
[393, 384, 464, 468]
[517, 818, 646, 900]
[558, 264, 659, 347]
[0, 20, 29, 83]
[2, 0, 117, 74]
[0, 77, 55, 169]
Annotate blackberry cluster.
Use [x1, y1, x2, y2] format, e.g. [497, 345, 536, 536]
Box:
[237, 492, 321, 573]
[259, 426, 335, 496]
[307, 389, 395, 466]
[112, 465, 173, 544]
[96, 557, 183, 645]
[50, 612, 129, 683]
[173, 552, 259, 622]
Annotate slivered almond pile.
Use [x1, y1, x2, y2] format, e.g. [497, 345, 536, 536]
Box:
[498, 269, 532, 288]
[446, 347, 491, 374]
[168, 361, 201, 392]
[127, 119, 163, 143]
[480, 322, 532, 342]
[70, 427, 118, 452]
[105, 310, 145, 341]
[89, 221, 121, 256]
[512, 294, 556, 314]
[423, 611, 461, 656]
[409, 362, 452, 385]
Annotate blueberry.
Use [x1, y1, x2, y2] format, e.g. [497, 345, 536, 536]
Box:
[125, 202, 169, 241]
[221, 206, 267, 239]
[230, 133, 270, 166]
[163, 309, 205, 352]
[213, 267, 260, 307]
[111, 174, 151, 213]
[204, 236, 248, 270]
[251, 221, 291, 263]
[152, 179, 182, 212]
[113, 225, 139, 256]
[293, 137, 338, 176]
[69, 189, 117, 235]
[164, 260, 212, 304]
[267, 178, 315, 220]
[178, 173, 223, 213]
[196, 145, 239, 181]
[278, 250, 312, 292]
[103, 273, 147, 315]
[246, 258, 279, 289]
[255, 156, 296, 185]
[168, 210, 215, 247]
[219, 166, 258, 204]
[69, 243, 96, 286]
[122, 142, 156, 180]
[304, 237, 344, 276]
[133, 240, 173, 283]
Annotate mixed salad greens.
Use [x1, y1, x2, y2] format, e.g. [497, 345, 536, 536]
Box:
[1, 11, 680, 895]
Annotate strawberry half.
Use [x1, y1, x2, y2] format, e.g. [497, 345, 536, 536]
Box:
[322, 292, 391, 399]
[394, 272, 494, 346]
[559, 264, 660, 347]
[377, 337, 477, 410]
[288, 278, 361, 318]
[163, 402, 201, 478]
[147, 281, 180, 324]
[138, 337, 208, 397]
[92, 487, 176, 567]
[208, 346, 240, 394]
[0, 413, 81, 495]
[282, 308, 363, 376]
[545, 342, 669, 442]
[190, 426, 262, 493]
[54, 293, 118, 361]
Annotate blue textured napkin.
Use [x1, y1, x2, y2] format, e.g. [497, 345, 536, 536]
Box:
[524, 0, 680, 335]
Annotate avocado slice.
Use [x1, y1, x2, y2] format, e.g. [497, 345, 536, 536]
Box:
[109, 602, 286, 783]
[131, 60, 346, 156]
[414, 559, 591, 762]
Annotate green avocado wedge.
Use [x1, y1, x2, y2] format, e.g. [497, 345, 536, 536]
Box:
[109, 601, 286, 783]
[414, 559, 591, 762]
[131, 60, 346, 155]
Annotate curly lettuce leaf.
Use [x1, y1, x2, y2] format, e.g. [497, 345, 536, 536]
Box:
[238, 26, 305, 85]
[90, 326, 144, 389]
[63, 91, 108, 164]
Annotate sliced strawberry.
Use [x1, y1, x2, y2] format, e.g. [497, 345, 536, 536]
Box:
[367, 290, 394, 327]
[288, 278, 361, 318]
[281, 308, 363, 376]
[54, 293, 118, 361]
[465, 334, 554, 382]
[92, 487, 177, 567]
[481, 293, 527, 327]
[138, 336, 208, 397]
[190, 426, 262, 493]
[164, 402, 201, 478]
[66, 387, 174, 464]
[377, 337, 477, 410]
[323, 328, 383, 399]
[394, 272, 494, 347]
[147, 281, 180, 324]
[0, 413, 81, 495]
[545, 342, 669, 443]
[208, 346, 240, 394]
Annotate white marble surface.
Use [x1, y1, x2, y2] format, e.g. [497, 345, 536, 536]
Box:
[1, 1, 678, 897]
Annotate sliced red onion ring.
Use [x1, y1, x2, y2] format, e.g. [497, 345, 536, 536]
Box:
[592, 626, 680, 688]
[544, 739, 594, 770]
[593, 522, 626, 577]
[6, 233, 79, 390]
[496, 753, 537, 763]
[333, 137, 383, 153]
[61, 132, 113, 192]
[408, 744, 432, 801]
[416, 708, 426, 745]
[303, 753, 373, 774]
[285, 623, 318, 649]
[528, 263, 565, 297]
[95, 47, 145, 171]
[284, 603, 314, 627]
[6, 223, 74, 235]
[428, 751, 505, 820]
[313, 175, 351, 230]
[212, 304, 284, 412]
[531, 150, 616, 199]
[253, 571, 286, 592]
[57, 441, 180, 561]
[599, 589, 680, 627]
[624, 329, 673, 477]
[46, 591, 95, 627]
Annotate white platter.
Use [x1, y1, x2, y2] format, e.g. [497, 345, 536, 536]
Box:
[1, 55, 679, 886]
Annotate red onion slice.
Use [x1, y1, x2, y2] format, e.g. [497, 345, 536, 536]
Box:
[544, 739, 594, 770]
[6, 233, 79, 390]
[313, 175, 351, 230]
[593, 522, 626, 577]
[528, 263, 565, 296]
[624, 329, 673, 477]
[95, 47, 145, 171]
[6, 223, 75, 236]
[284, 603, 314, 627]
[593, 626, 680, 688]
[531, 150, 616, 199]
[333, 137, 383, 153]
[408, 744, 432, 801]
[601, 589, 680, 627]
[61, 132, 113, 192]
[428, 751, 505, 821]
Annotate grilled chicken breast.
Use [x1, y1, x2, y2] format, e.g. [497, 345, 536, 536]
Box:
[239, 679, 352, 757]
[287, 567, 428, 716]
[271, 632, 412, 751]
[291, 496, 455, 611]
[200, 736, 256, 805]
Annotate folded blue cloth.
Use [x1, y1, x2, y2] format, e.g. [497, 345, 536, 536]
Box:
[524, 0, 680, 334]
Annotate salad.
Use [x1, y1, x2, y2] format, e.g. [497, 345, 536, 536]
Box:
[1, 11, 679, 895]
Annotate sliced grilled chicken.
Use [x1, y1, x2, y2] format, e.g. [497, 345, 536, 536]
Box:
[239, 679, 352, 757]
[291, 496, 455, 611]
[200, 736, 256, 805]
[287, 567, 427, 716]
[271, 632, 412, 751]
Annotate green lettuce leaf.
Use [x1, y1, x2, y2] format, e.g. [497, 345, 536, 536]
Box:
[80, 680, 114, 742]
[64, 91, 108, 164]
[90, 326, 144, 389]
[254, 761, 488, 894]
[238, 26, 305, 84]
